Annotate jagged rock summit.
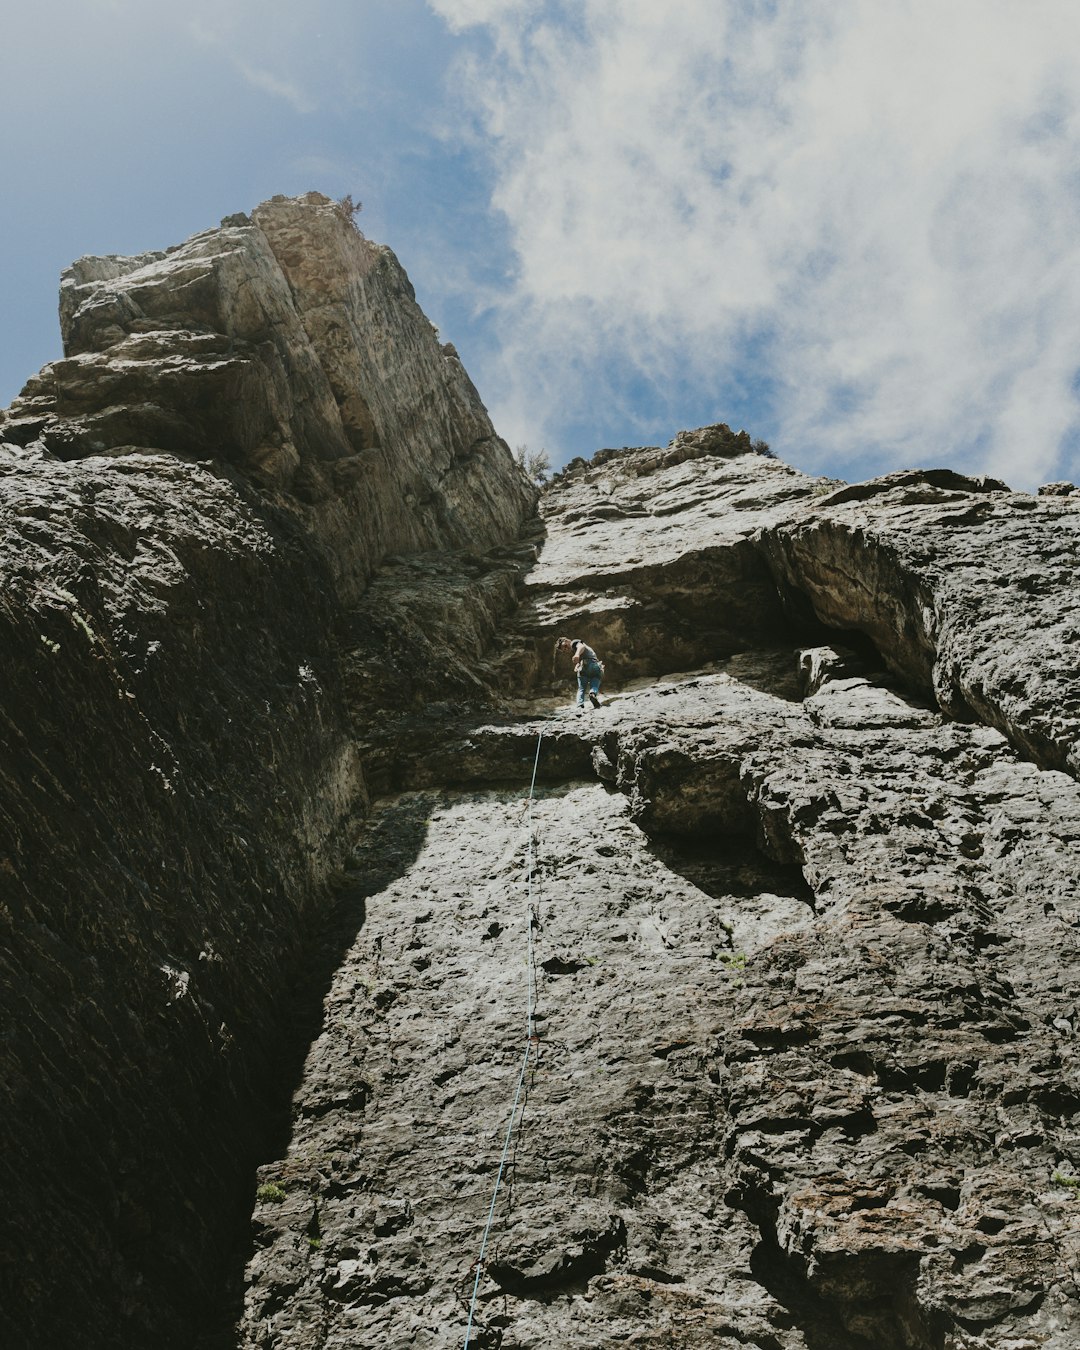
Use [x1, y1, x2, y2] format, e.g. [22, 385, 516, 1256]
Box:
[2, 195, 1080, 1350]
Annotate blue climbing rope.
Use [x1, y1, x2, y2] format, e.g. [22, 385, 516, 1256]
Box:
[463, 728, 544, 1348]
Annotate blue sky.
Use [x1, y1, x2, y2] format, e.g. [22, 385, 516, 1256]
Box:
[4, 0, 1080, 490]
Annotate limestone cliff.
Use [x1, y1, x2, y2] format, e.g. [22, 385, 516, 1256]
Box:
[3, 199, 1079, 1350]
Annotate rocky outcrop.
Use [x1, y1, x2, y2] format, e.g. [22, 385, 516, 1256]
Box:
[243, 437, 1080, 1349]
[0, 195, 533, 1350]
[3, 193, 531, 600]
[761, 469, 1080, 777]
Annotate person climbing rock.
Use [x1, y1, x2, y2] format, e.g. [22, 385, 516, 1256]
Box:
[556, 636, 605, 709]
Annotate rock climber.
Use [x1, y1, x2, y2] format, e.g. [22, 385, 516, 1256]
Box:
[556, 635, 605, 709]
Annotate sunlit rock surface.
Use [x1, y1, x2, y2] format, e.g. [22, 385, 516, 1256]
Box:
[243, 441, 1080, 1350]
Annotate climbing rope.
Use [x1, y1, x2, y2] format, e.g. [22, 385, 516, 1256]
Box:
[463, 728, 544, 1348]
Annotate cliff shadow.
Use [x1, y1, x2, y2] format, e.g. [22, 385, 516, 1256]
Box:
[251, 796, 437, 1161]
[214, 796, 435, 1344]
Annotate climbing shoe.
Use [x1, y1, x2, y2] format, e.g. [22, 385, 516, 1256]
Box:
[589, 692, 601, 708]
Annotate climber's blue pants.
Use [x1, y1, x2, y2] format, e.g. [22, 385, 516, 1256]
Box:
[577, 661, 603, 706]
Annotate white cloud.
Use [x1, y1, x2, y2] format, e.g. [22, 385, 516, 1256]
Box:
[429, 0, 1080, 487]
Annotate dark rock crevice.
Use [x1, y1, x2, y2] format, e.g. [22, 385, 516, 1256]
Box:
[746, 1232, 947, 1350]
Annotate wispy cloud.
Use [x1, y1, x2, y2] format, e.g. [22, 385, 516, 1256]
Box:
[186, 7, 319, 115]
[429, 0, 1080, 487]
[235, 60, 315, 114]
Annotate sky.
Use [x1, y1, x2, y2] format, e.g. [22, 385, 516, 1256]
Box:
[4, 1, 1080, 490]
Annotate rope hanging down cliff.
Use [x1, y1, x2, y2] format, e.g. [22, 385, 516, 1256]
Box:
[462, 728, 544, 1349]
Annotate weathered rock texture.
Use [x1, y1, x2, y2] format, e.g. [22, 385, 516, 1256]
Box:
[3, 198, 1080, 1350]
[0, 194, 532, 1350]
[242, 440, 1080, 1349]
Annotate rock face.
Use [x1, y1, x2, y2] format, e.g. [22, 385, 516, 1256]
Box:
[242, 441, 1080, 1350]
[501, 425, 821, 688]
[0, 194, 532, 1350]
[3, 198, 1080, 1350]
